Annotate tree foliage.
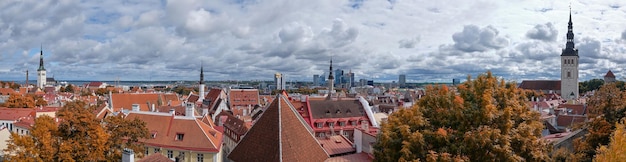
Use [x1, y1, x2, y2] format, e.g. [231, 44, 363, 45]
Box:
[579, 79, 604, 93]
[594, 119, 626, 162]
[572, 82, 626, 161]
[4, 93, 35, 108]
[104, 115, 150, 160]
[3, 101, 149, 161]
[374, 71, 550, 161]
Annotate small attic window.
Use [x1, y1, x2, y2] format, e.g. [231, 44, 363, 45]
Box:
[336, 110, 341, 114]
[346, 109, 351, 114]
[151, 131, 157, 139]
[175, 133, 184, 141]
[325, 110, 331, 115]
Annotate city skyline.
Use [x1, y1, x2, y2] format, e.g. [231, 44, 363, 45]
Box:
[1, 1, 626, 82]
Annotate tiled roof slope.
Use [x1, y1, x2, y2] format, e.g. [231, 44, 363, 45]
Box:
[309, 100, 365, 119]
[605, 70, 615, 78]
[228, 94, 329, 161]
[110, 93, 160, 112]
[518, 80, 561, 91]
[126, 112, 222, 152]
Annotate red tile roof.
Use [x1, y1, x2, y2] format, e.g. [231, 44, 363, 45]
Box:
[222, 112, 249, 137]
[204, 88, 223, 102]
[0, 88, 17, 95]
[187, 94, 200, 103]
[228, 89, 259, 109]
[325, 152, 374, 162]
[605, 70, 616, 78]
[110, 93, 160, 112]
[556, 115, 586, 128]
[0, 108, 36, 121]
[558, 104, 586, 115]
[317, 135, 356, 156]
[519, 80, 561, 91]
[228, 94, 329, 161]
[125, 112, 222, 153]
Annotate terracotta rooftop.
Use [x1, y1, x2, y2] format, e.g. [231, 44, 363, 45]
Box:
[187, 94, 200, 103]
[558, 104, 586, 115]
[110, 93, 161, 112]
[317, 135, 356, 156]
[309, 100, 366, 119]
[204, 88, 223, 102]
[556, 115, 586, 128]
[325, 152, 374, 162]
[0, 108, 36, 121]
[228, 94, 329, 161]
[125, 111, 222, 152]
[605, 70, 615, 78]
[519, 80, 561, 91]
[228, 89, 259, 109]
[222, 112, 249, 136]
[0, 88, 16, 95]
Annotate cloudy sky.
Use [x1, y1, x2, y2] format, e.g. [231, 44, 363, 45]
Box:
[1, 0, 626, 83]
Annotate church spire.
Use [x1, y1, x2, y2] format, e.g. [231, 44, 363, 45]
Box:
[561, 8, 578, 56]
[38, 45, 45, 71]
[328, 58, 334, 80]
[200, 63, 204, 84]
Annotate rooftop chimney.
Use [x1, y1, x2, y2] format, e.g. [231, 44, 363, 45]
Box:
[122, 148, 134, 162]
[186, 103, 195, 117]
[202, 108, 208, 116]
[169, 109, 175, 115]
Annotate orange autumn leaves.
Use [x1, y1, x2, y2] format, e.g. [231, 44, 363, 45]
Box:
[374, 71, 550, 162]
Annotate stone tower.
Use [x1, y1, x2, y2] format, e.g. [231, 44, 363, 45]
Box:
[560, 10, 579, 100]
[37, 46, 47, 89]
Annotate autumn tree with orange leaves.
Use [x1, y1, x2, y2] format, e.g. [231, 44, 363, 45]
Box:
[3, 101, 149, 161]
[374, 71, 550, 161]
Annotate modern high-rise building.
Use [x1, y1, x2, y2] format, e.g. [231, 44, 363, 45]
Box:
[560, 10, 579, 100]
[274, 73, 285, 90]
[313, 74, 319, 86]
[399, 74, 406, 87]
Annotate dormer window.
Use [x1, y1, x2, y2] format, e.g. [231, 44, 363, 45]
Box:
[175, 133, 184, 141]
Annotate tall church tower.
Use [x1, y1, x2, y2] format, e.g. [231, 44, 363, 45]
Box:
[37, 46, 47, 89]
[561, 10, 579, 100]
[199, 63, 205, 102]
[327, 58, 334, 99]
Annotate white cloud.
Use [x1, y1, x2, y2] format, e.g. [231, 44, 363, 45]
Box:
[0, 0, 626, 82]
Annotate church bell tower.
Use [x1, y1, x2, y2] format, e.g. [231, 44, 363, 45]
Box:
[560, 9, 579, 100]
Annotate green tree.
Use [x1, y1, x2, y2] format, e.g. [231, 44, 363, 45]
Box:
[374, 71, 550, 161]
[63, 84, 75, 93]
[579, 79, 604, 93]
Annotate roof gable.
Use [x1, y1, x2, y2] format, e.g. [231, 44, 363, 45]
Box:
[228, 94, 328, 161]
[605, 70, 616, 78]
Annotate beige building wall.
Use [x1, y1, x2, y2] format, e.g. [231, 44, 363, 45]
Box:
[139, 146, 221, 162]
[0, 128, 11, 156]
